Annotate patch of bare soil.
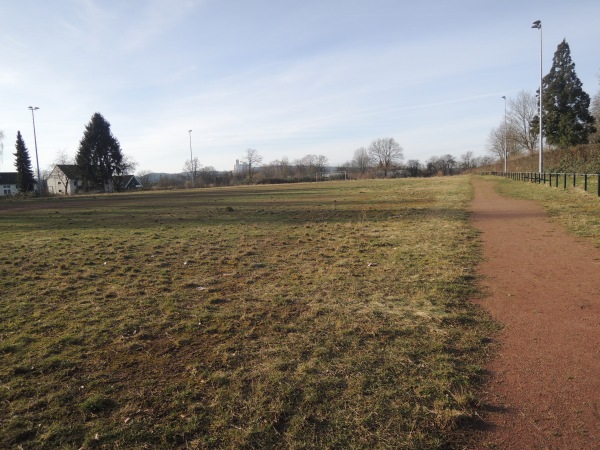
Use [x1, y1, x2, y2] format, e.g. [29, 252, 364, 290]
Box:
[469, 178, 600, 450]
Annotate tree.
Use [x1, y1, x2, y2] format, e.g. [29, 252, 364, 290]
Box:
[459, 151, 476, 171]
[508, 91, 539, 154]
[183, 157, 201, 187]
[368, 138, 403, 177]
[136, 170, 154, 189]
[76, 113, 125, 192]
[539, 39, 596, 147]
[486, 122, 521, 162]
[405, 159, 421, 177]
[14, 131, 36, 193]
[242, 148, 263, 180]
[352, 147, 372, 175]
[590, 85, 600, 144]
[425, 154, 458, 176]
[314, 154, 328, 177]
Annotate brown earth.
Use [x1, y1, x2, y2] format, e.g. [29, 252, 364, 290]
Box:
[468, 177, 600, 449]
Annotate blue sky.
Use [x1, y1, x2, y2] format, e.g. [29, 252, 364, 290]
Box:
[1, 0, 599, 173]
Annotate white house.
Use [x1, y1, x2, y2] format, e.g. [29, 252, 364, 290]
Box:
[0, 173, 18, 196]
[47, 165, 82, 195]
[47, 165, 143, 194]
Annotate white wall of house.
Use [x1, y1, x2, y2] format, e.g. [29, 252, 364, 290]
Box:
[47, 166, 80, 195]
[1, 183, 17, 196]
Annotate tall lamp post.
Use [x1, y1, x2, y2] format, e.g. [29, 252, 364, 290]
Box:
[28, 106, 42, 195]
[188, 129, 194, 188]
[502, 96, 507, 173]
[532, 20, 543, 174]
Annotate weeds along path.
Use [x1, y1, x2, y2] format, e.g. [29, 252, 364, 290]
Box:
[469, 177, 600, 449]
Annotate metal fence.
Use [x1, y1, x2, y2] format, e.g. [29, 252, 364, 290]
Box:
[482, 171, 600, 197]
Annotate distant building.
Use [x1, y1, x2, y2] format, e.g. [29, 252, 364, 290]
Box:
[0, 172, 18, 196]
[233, 159, 249, 175]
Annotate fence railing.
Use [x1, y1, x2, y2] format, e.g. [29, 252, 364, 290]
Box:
[481, 171, 600, 197]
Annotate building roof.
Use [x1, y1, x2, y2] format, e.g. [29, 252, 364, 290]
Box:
[0, 172, 18, 184]
[55, 164, 81, 179]
[114, 175, 142, 188]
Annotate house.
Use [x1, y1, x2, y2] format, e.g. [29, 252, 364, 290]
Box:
[47, 165, 142, 195]
[47, 165, 82, 195]
[0, 172, 18, 196]
[114, 175, 143, 191]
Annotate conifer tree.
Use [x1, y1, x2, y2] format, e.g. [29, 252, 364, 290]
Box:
[14, 131, 36, 193]
[541, 39, 596, 147]
[76, 113, 124, 192]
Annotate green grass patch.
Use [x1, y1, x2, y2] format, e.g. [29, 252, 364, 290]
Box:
[0, 178, 494, 449]
[490, 176, 600, 247]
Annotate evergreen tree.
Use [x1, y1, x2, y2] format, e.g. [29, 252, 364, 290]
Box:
[13, 131, 36, 193]
[76, 113, 124, 192]
[540, 39, 596, 147]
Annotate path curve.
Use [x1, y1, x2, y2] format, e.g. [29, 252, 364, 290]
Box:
[469, 177, 600, 449]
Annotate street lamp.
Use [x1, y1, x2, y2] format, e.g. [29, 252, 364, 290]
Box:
[188, 129, 194, 188]
[532, 20, 543, 174]
[28, 106, 42, 195]
[502, 96, 507, 173]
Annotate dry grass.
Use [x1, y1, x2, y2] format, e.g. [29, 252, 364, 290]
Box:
[491, 175, 600, 247]
[0, 178, 494, 449]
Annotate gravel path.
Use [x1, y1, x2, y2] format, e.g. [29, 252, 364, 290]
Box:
[469, 177, 600, 449]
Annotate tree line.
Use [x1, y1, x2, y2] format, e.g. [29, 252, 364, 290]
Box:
[488, 39, 599, 165]
[222, 138, 489, 187]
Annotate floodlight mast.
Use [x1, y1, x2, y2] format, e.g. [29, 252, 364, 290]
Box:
[532, 20, 543, 174]
[28, 106, 42, 195]
[502, 96, 507, 173]
[188, 129, 194, 188]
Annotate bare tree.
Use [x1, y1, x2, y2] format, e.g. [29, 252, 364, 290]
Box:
[368, 137, 404, 177]
[486, 123, 521, 163]
[315, 154, 328, 177]
[425, 154, 458, 176]
[507, 91, 539, 155]
[294, 154, 318, 179]
[590, 86, 600, 143]
[183, 157, 201, 187]
[352, 147, 372, 175]
[136, 169, 154, 189]
[405, 159, 421, 177]
[242, 148, 263, 180]
[459, 151, 475, 170]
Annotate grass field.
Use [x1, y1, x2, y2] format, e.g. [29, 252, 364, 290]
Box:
[0, 177, 495, 449]
[493, 176, 600, 247]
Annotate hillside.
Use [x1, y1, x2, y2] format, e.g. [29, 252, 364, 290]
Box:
[482, 143, 600, 174]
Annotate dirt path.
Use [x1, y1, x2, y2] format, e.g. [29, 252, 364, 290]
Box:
[469, 177, 600, 450]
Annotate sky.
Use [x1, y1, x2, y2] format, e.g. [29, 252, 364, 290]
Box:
[1, 0, 599, 174]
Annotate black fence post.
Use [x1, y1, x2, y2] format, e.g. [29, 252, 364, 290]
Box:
[563, 173, 566, 190]
[584, 174, 588, 192]
[573, 173, 576, 187]
[598, 174, 600, 197]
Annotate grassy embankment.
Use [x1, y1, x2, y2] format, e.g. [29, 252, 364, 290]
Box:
[0, 177, 495, 449]
[491, 176, 600, 247]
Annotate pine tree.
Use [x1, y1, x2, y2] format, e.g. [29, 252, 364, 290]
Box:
[14, 131, 36, 193]
[541, 39, 596, 147]
[76, 113, 124, 192]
